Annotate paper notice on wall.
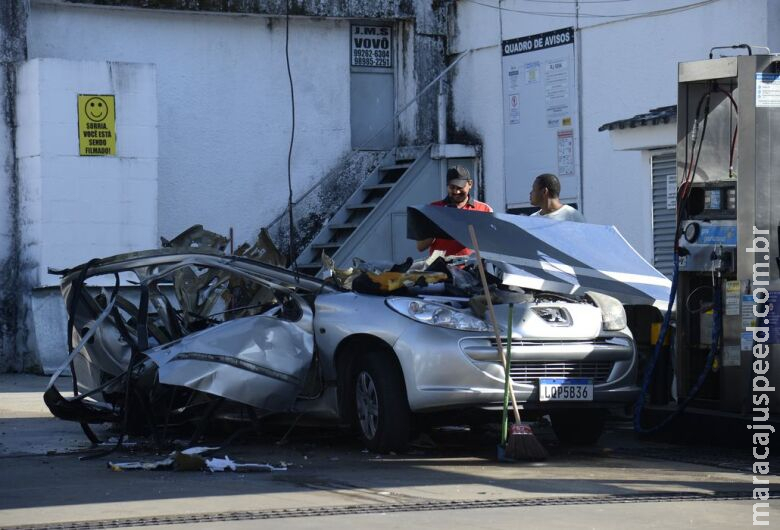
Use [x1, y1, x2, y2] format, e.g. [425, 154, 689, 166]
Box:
[756, 73, 780, 107]
[725, 280, 741, 316]
[508, 66, 520, 90]
[525, 61, 540, 84]
[509, 94, 521, 125]
[557, 129, 574, 176]
[545, 58, 570, 120]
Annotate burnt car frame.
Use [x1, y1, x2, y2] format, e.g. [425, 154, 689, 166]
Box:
[45, 239, 642, 452]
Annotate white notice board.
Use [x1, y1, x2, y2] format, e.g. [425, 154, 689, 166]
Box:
[502, 27, 580, 209]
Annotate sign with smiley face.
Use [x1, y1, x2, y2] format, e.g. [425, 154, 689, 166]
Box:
[78, 94, 116, 156]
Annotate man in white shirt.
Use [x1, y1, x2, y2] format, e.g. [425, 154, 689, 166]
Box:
[529, 173, 586, 222]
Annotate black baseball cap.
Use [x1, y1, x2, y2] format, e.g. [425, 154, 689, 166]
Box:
[447, 165, 472, 188]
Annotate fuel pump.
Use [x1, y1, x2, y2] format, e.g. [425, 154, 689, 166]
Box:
[673, 52, 779, 415]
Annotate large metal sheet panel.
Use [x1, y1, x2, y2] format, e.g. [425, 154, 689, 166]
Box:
[351, 71, 394, 150]
[408, 205, 672, 308]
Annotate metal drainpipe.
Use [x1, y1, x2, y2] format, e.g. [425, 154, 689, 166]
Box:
[437, 78, 447, 145]
[575, 0, 585, 213]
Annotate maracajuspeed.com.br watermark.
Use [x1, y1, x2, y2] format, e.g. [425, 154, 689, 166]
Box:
[747, 227, 773, 525]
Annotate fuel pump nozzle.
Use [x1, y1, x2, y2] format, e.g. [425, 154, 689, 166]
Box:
[710, 244, 733, 274]
[710, 246, 722, 272]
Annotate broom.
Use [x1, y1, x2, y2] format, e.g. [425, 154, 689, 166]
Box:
[468, 225, 548, 461]
[497, 303, 515, 461]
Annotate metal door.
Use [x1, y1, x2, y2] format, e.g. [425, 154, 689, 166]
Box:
[350, 24, 394, 150]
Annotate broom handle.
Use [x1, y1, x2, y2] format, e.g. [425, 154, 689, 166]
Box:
[468, 225, 522, 425]
[501, 303, 514, 445]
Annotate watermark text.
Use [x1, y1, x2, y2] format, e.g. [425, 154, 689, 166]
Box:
[748, 227, 772, 525]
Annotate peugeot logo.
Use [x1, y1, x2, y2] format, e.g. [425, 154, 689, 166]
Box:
[532, 307, 572, 326]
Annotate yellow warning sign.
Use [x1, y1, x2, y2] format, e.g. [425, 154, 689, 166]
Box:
[78, 95, 116, 156]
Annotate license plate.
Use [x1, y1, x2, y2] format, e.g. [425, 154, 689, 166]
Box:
[539, 378, 593, 401]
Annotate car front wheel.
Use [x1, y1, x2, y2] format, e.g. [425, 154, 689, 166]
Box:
[353, 353, 411, 453]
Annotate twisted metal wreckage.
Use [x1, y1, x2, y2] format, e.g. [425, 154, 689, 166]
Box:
[42, 207, 671, 452]
[43, 225, 322, 445]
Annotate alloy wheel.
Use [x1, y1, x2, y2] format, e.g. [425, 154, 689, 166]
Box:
[355, 371, 379, 440]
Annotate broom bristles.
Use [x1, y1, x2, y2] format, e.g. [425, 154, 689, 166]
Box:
[505, 423, 548, 461]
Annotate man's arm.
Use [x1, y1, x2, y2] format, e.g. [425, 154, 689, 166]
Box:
[416, 238, 434, 252]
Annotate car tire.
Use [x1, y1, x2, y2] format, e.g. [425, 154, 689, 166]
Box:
[353, 353, 411, 453]
[550, 409, 607, 445]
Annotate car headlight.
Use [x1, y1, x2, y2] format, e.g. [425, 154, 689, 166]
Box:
[586, 291, 627, 331]
[386, 298, 493, 332]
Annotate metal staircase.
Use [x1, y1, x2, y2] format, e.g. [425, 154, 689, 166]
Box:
[295, 146, 428, 275]
[295, 144, 481, 275]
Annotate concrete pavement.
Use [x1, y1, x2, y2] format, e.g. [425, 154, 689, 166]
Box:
[0, 374, 775, 529]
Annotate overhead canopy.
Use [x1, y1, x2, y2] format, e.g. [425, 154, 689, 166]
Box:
[407, 205, 672, 309]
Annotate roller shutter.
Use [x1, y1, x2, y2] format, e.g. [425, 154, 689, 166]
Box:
[651, 151, 676, 278]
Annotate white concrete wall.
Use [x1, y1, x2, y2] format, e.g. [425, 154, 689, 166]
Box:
[396, 20, 418, 144]
[768, 0, 780, 53]
[0, 65, 15, 282]
[15, 58, 158, 286]
[0, 2, 29, 372]
[448, 1, 503, 208]
[450, 0, 771, 260]
[14, 57, 158, 372]
[28, 3, 353, 246]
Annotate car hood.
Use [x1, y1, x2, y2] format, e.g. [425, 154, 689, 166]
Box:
[407, 205, 672, 309]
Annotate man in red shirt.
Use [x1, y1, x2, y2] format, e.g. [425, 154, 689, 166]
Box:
[416, 165, 493, 256]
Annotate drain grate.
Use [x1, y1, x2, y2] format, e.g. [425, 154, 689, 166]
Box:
[606, 446, 780, 474]
[1, 490, 770, 530]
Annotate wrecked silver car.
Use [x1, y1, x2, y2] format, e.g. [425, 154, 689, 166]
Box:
[45, 209, 671, 452]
